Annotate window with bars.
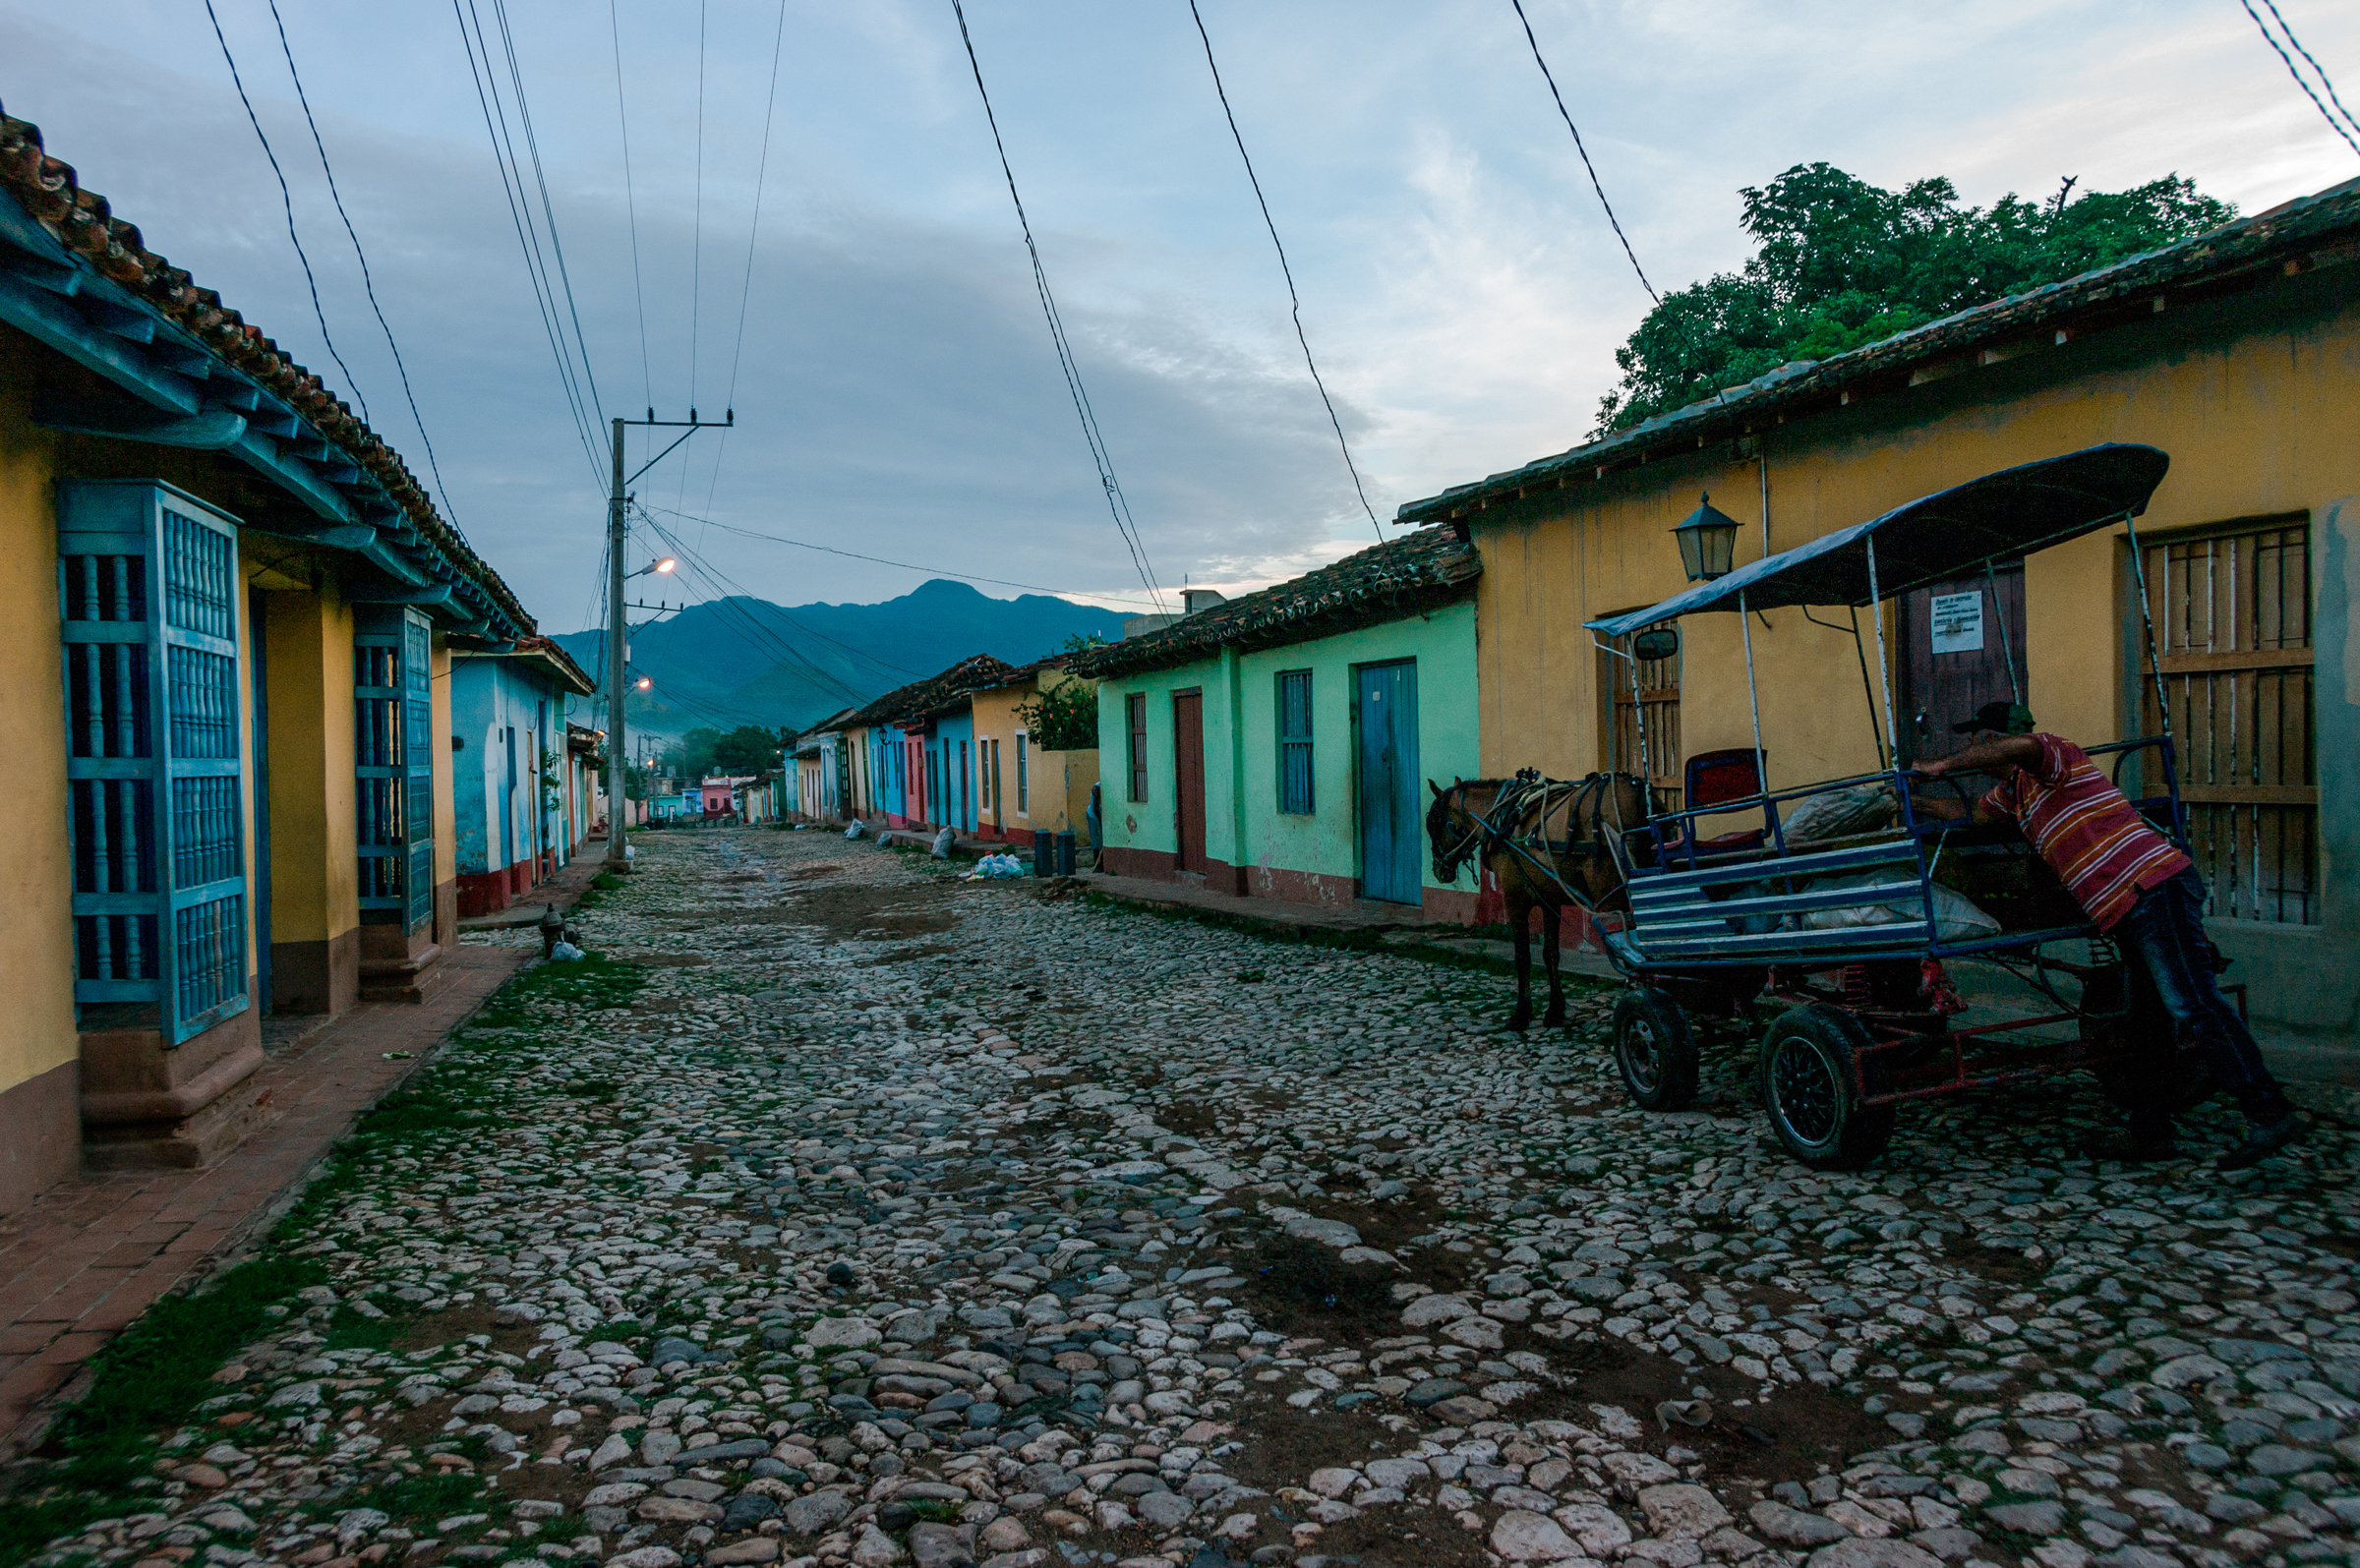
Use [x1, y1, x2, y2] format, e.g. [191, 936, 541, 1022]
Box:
[57, 482, 249, 1042]
[1127, 693, 1150, 802]
[1275, 669, 1315, 814]
[1601, 621, 1683, 813]
[1016, 733, 1029, 814]
[2140, 517, 2316, 924]
[356, 606, 436, 931]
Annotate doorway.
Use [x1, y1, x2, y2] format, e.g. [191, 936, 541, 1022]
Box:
[1898, 563, 2026, 765]
[1355, 661, 1421, 904]
[1172, 690, 1207, 873]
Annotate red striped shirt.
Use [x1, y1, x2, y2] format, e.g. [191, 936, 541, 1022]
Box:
[1981, 734, 2189, 930]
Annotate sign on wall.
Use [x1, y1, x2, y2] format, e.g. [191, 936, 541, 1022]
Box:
[1930, 591, 1985, 655]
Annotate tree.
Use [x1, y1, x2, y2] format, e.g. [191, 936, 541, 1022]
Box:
[666, 727, 722, 782]
[709, 725, 796, 775]
[1016, 638, 1109, 752]
[1595, 164, 2235, 433]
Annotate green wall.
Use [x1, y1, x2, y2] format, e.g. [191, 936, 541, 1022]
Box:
[1095, 601, 1478, 894]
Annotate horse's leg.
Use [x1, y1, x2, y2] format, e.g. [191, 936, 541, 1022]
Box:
[1506, 886, 1534, 1032]
[1542, 901, 1567, 1027]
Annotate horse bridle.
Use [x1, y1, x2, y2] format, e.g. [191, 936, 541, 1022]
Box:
[1436, 771, 1641, 892]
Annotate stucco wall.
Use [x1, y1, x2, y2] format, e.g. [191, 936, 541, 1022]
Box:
[1464, 275, 2358, 1044]
[1093, 602, 1479, 900]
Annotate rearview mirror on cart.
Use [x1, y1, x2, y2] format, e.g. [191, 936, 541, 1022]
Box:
[1633, 628, 1680, 663]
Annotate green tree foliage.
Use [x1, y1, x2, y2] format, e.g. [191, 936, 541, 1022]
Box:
[709, 725, 796, 775]
[1596, 164, 2235, 433]
[1016, 638, 1109, 752]
[666, 726, 722, 781]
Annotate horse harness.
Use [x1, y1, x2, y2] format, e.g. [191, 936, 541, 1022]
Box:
[1450, 769, 1631, 909]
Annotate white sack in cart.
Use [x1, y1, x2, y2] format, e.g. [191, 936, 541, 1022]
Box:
[1782, 782, 1900, 842]
[1795, 872, 2000, 941]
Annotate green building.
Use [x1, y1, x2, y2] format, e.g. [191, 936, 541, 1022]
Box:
[1082, 527, 1482, 920]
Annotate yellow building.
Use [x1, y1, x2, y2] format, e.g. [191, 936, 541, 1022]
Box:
[969, 660, 1099, 848]
[1396, 176, 2360, 1050]
[0, 115, 540, 1204]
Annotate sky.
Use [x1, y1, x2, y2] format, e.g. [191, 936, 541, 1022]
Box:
[4, 0, 2358, 633]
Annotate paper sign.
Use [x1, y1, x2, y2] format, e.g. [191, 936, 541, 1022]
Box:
[1930, 591, 1984, 654]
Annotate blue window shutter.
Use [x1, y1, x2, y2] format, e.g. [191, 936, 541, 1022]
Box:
[59, 483, 250, 1043]
[1277, 669, 1315, 815]
[356, 605, 437, 933]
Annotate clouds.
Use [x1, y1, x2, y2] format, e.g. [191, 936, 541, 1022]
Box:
[4, 0, 2356, 627]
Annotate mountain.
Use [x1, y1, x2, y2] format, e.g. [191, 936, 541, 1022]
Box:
[554, 579, 1127, 737]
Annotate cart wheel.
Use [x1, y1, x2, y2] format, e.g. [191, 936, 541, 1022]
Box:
[2081, 964, 2218, 1114]
[1758, 1005, 1896, 1171]
[1614, 986, 1699, 1112]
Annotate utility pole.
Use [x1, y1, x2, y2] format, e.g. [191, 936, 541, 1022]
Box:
[604, 407, 733, 872]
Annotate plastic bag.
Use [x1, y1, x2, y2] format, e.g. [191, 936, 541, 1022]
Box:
[1782, 782, 1900, 842]
[932, 827, 956, 859]
[549, 940, 586, 961]
[1796, 873, 2000, 940]
[844, 820, 866, 841]
[967, 852, 1027, 880]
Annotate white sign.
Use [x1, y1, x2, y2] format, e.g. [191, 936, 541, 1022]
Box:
[1930, 591, 1984, 655]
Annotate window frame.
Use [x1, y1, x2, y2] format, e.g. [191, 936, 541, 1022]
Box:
[1126, 692, 1150, 802]
[1275, 668, 1315, 815]
[1015, 731, 1030, 815]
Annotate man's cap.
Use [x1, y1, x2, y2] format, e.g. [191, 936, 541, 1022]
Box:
[1952, 701, 2036, 735]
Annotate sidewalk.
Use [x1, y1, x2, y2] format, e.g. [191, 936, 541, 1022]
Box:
[1075, 867, 1451, 938]
[0, 943, 528, 1458]
[455, 841, 612, 930]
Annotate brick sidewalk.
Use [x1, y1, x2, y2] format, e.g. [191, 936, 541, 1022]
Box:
[0, 943, 528, 1458]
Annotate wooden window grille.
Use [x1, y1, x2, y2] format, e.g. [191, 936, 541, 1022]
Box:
[1127, 692, 1150, 802]
[1276, 669, 1315, 814]
[2140, 517, 2316, 924]
[356, 606, 436, 931]
[57, 482, 249, 1041]
[1601, 621, 1682, 812]
[1016, 733, 1030, 814]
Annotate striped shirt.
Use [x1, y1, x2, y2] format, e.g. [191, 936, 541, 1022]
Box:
[1982, 733, 2190, 930]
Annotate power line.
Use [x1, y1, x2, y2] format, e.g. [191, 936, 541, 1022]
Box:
[2241, 0, 2360, 156]
[609, 0, 655, 412]
[202, 0, 375, 425]
[635, 512, 891, 698]
[264, 0, 461, 530]
[639, 509, 917, 685]
[698, 0, 793, 531]
[485, 0, 607, 419]
[1507, 0, 1659, 304]
[451, 0, 605, 482]
[1186, 0, 1384, 546]
[948, 0, 1169, 616]
[638, 501, 1160, 608]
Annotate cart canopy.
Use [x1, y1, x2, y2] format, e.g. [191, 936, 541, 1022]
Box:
[1586, 442, 2168, 638]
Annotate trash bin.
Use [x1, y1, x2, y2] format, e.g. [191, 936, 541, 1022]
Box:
[1056, 829, 1077, 877]
[1033, 829, 1054, 878]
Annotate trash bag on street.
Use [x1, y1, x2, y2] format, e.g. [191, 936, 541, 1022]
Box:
[844, 820, 866, 840]
[967, 853, 1027, 880]
[931, 827, 956, 859]
[549, 940, 586, 961]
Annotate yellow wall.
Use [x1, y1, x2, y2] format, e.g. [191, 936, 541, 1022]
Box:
[0, 380, 80, 1100]
[972, 671, 1098, 838]
[256, 576, 358, 947]
[432, 637, 455, 933]
[1472, 296, 2358, 788]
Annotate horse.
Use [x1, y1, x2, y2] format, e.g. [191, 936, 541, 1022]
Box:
[1426, 771, 1651, 1031]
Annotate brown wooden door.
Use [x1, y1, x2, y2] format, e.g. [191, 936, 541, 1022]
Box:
[1172, 690, 1207, 872]
[1898, 564, 2026, 766]
[2141, 519, 2316, 923]
[1601, 623, 1682, 811]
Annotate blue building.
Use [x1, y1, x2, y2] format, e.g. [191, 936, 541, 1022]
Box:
[451, 638, 596, 916]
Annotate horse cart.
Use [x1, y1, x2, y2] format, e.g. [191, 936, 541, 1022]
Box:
[1575, 444, 2210, 1169]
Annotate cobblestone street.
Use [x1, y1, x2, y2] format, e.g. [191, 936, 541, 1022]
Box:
[21, 827, 2359, 1568]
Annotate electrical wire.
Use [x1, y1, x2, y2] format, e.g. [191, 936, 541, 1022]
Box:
[451, 0, 605, 482]
[635, 514, 891, 700]
[949, 0, 1169, 616]
[2240, 0, 2360, 156]
[1506, 0, 1660, 303]
[609, 0, 655, 413]
[696, 0, 793, 537]
[485, 0, 607, 419]
[264, 0, 461, 530]
[202, 0, 375, 424]
[639, 509, 917, 685]
[637, 502, 1159, 608]
[2258, 0, 2360, 137]
[1186, 0, 1383, 546]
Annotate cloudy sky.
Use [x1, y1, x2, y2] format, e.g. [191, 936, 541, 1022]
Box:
[5, 0, 2357, 630]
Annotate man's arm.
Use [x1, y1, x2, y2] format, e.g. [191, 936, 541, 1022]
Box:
[1915, 733, 2040, 781]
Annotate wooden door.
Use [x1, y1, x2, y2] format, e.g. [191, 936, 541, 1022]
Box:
[1355, 662, 1422, 904]
[2141, 519, 2316, 923]
[1172, 691, 1207, 873]
[1898, 564, 2026, 765]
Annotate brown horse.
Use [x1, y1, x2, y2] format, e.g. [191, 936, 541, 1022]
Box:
[1426, 771, 1650, 1030]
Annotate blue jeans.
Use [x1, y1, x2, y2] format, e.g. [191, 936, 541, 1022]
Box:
[2118, 868, 2285, 1122]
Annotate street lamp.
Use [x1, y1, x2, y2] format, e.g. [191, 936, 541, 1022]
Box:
[1673, 493, 1740, 583]
[636, 676, 652, 690]
[627, 557, 677, 579]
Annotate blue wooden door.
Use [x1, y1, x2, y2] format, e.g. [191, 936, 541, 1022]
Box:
[1355, 661, 1421, 904]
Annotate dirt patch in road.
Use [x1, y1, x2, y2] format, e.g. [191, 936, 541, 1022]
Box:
[621, 953, 712, 967]
[778, 884, 960, 942]
[1225, 1233, 1405, 1340]
[1221, 1394, 1487, 1567]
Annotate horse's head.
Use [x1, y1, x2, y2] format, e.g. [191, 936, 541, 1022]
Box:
[1426, 779, 1485, 884]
